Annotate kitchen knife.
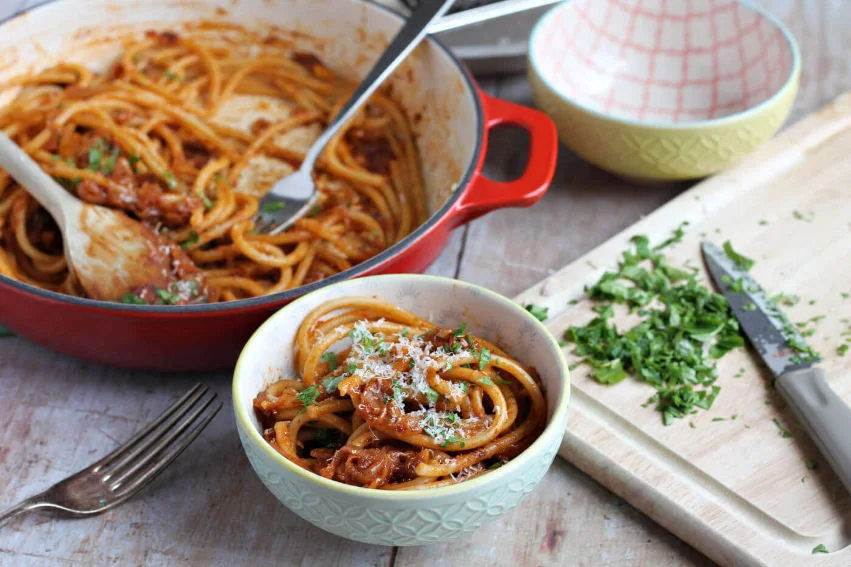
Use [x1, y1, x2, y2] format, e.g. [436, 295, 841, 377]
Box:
[701, 240, 851, 494]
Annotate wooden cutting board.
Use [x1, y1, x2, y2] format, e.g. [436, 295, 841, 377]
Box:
[514, 92, 851, 566]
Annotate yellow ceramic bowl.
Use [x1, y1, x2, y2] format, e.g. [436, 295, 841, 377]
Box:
[528, 0, 800, 181]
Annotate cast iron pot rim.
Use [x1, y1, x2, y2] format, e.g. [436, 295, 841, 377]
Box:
[0, 0, 485, 315]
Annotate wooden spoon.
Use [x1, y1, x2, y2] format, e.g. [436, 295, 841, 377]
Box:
[0, 132, 208, 303]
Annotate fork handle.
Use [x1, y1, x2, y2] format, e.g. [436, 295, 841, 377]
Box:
[0, 496, 46, 527]
[300, 0, 455, 170]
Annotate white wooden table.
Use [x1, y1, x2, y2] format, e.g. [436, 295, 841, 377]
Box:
[1, 1, 848, 565]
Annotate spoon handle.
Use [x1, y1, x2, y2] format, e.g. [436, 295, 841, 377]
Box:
[0, 131, 79, 226]
[299, 0, 455, 171]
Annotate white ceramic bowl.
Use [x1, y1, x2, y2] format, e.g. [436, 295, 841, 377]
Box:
[528, 0, 800, 180]
[232, 274, 571, 546]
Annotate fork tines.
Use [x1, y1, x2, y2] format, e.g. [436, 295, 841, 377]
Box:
[92, 383, 222, 495]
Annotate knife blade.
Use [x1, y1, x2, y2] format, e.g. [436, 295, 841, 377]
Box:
[701, 240, 851, 496]
[700, 241, 818, 376]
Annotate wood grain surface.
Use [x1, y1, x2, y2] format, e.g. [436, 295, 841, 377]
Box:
[1, 0, 849, 565]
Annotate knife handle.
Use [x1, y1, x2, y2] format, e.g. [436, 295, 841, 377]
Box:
[776, 367, 851, 495]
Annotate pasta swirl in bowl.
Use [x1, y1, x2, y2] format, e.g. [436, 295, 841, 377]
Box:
[233, 274, 570, 544]
[253, 297, 547, 489]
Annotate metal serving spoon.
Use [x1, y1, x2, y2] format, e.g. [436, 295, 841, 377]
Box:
[0, 132, 204, 303]
[252, 0, 455, 235]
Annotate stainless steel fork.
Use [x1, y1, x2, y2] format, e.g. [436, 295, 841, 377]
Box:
[251, 0, 455, 235]
[0, 383, 221, 527]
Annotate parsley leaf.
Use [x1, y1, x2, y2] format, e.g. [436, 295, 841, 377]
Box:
[180, 230, 199, 249]
[346, 362, 358, 374]
[262, 202, 286, 212]
[441, 435, 465, 448]
[812, 544, 828, 554]
[296, 385, 320, 407]
[154, 287, 180, 305]
[524, 304, 549, 322]
[321, 375, 344, 393]
[477, 348, 491, 370]
[319, 351, 338, 371]
[453, 322, 467, 337]
[479, 377, 495, 387]
[119, 292, 145, 305]
[722, 240, 755, 271]
[806, 459, 817, 470]
[425, 387, 441, 404]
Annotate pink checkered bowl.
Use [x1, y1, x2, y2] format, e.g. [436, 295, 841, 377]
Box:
[528, 0, 800, 181]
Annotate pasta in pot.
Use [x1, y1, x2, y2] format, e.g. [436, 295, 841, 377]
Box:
[253, 297, 547, 490]
[0, 26, 426, 305]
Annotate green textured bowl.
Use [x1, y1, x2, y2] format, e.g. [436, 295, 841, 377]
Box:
[233, 274, 571, 546]
[528, 0, 801, 181]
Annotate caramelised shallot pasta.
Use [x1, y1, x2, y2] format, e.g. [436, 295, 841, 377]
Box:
[0, 26, 426, 304]
[253, 297, 547, 490]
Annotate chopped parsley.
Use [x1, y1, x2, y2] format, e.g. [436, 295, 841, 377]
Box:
[838, 344, 848, 357]
[345, 362, 358, 374]
[88, 140, 104, 172]
[524, 304, 549, 322]
[180, 230, 199, 249]
[164, 70, 181, 81]
[262, 201, 287, 212]
[319, 351, 338, 371]
[722, 240, 755, 271]
[453, 322, 467, 337]
[812, 544, 828, 554]
[477, 347, 491, 370]
[441, 435, 465, 448]
[772, 418, 793, 438]
[479, 377, 495, 387]
[163, 171, 178, 189]
[321, 375, 344, 393]
[296, 385, 320, 408]
[154, 287, 180, 305]
[806, 459, 817, 470]
[128, 154, 141, 166]
[199, 192, 213, 210]
[408, 357, 416, 369]
[307, 204, 321, 217]
[119, 292, 145, 304]
[562, 226, 741, 425]
[425, 387, 441, 404]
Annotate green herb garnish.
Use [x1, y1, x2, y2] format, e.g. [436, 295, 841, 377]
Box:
[722, 240, 755, 271]
[806, 459, 817, 470]
[812, 544, 828, 554]
[562, 225, 741, 425]
[425, 387, 441, 405]
[319, 351, 338, 371]
[477, 347, 491, 370]
[524, 304, 549, 322]
[453, 322, 467, 337]
[296, 385, 320, 407]
[119, 292, 145, 305]
[321, 375, 344, 393]
[180, 230, 199, 249]
[154, 287, 180, 305]
[773, 418, 793, 438]
[262, 202, 286, 212]
[440, 435, 465, 448]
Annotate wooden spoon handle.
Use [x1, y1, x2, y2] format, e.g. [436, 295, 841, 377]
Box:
[0, 131, 80, 226]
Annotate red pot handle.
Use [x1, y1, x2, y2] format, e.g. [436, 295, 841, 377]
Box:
[448, 89, 559, 227]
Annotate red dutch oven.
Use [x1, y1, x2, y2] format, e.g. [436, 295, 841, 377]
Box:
[0, 0, 558, 371]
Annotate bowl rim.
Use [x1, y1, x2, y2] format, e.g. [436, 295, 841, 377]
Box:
[232, 273, 572, 500]
[527, 0, 801, 130]
[0, 0, 485, 315]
